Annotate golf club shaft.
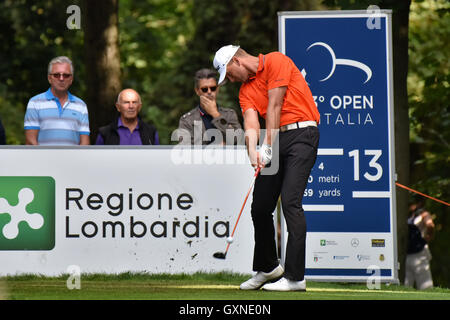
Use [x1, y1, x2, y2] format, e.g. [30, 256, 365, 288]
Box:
[224, 167, 261, 254]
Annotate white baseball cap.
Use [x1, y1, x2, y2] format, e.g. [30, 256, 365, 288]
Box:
[213, 45, 240, 85]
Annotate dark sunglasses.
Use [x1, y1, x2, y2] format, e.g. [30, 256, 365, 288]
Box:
[50, 73, 72, 79]
[200, 86, 217, 93]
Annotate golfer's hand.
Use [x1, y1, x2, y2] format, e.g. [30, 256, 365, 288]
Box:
[249, 147, 259, 169]
[257, 144, 272, 169]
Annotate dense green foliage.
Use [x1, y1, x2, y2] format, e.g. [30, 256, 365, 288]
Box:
[407, 0, 450, 287]
[0, 0, 319, 144]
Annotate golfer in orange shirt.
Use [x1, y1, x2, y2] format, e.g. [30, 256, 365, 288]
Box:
[213, 45, 320, 291]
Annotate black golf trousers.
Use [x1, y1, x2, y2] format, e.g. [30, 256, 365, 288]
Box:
[250, 125, 319, 281]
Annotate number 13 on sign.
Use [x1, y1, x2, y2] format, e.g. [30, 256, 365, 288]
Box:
[348, 149, 383, 181]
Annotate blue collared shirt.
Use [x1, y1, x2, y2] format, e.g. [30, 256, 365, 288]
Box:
[24, 88, 90, 145]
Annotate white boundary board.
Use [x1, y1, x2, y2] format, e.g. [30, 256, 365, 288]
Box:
[0, 146, 255, 276]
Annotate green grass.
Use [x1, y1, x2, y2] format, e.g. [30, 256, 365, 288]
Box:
[1, 272, 449, 300]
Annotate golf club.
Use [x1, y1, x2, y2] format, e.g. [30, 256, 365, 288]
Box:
[213, 167, 261, 260]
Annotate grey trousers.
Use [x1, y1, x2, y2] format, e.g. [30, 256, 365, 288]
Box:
[405, 245, 433, 290]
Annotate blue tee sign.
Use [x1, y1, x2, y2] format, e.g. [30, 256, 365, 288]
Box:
[278, 11, 398, 282]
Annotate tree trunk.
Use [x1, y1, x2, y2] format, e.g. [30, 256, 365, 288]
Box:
[82, 0, 121, 144]
[380, 0, 411, 284]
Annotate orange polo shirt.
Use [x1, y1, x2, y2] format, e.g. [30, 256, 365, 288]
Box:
[239, 52, 320, 126]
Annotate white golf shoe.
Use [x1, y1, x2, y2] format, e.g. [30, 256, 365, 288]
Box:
[239, 265, 284, 290]
[262, 277, 306, 292]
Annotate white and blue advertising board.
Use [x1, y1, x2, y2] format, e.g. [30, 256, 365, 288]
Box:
[278, 10, 398, 282]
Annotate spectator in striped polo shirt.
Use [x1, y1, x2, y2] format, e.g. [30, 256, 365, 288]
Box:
[24, 56, 90, 145]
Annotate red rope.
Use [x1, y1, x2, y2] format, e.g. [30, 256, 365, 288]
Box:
[395, 182, 450, 207]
